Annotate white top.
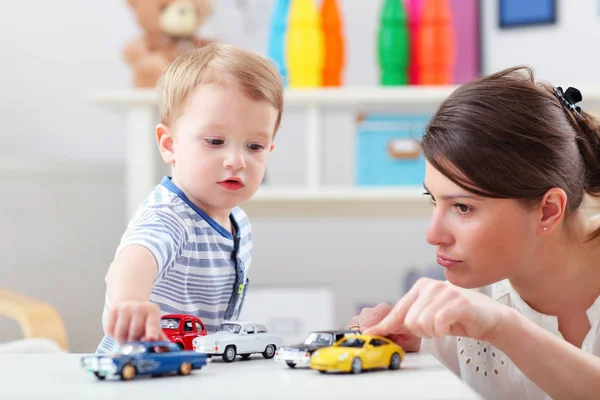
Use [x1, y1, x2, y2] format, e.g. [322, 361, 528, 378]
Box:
[97, 177, 252, 353]
[422, 279, 600, 400]
[0, 353, 482, 400]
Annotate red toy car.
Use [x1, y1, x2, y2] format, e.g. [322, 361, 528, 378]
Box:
[161, 314, 207, 350]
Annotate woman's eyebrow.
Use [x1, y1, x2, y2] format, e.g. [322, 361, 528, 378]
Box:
[422, 183, 480, 200]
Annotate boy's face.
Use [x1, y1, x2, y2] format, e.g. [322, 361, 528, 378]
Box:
[157, 82, 277, 216]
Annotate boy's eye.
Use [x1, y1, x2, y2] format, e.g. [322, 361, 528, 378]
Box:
[205, 139, 224, 146]
[247, 143, 264, 151]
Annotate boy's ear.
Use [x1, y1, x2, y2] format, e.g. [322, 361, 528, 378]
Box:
[156, 123, 175, 164]
[269, 144, 275, 152]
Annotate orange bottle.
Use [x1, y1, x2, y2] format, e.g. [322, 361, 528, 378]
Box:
[286, 0, 324, 87]
[321, 0, 344, 86]
[417, 0, 455, 85]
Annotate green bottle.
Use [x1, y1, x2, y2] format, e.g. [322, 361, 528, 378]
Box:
[378, 0, 409, 86]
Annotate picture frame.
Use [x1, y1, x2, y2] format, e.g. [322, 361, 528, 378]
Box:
[499, 0, 557, 29]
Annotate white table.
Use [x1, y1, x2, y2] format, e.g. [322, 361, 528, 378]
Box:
[0, 352, 481, 400]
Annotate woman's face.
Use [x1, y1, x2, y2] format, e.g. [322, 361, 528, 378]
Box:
[423, 162, 541, 288]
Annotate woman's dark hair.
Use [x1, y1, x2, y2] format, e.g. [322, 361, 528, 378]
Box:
[421, 66, 600, 240]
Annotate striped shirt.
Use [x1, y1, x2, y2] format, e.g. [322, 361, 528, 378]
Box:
[96, 176, 252, 354]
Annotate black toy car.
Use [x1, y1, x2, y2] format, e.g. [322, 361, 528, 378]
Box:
[274, 330, 357, 368]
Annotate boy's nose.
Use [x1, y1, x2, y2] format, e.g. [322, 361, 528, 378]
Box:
[224, 149, 246, 171]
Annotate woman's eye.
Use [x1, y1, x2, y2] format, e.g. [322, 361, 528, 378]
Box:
[423, 191, 436, 206]
[247, 143, 264, 151]
[205, 139, 224, 146]
[454, 203, 471, 214]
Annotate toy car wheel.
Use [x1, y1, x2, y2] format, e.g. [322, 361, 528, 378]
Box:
[318, 370, 327, 374]
[93, 372, 106, 380]
[177, 343, 184, 350]
[262, 344, 276, 359]
[351, 358, 363, 374]
[286, 361, 296, 368]
[178, 362, 192, 376]
[240, 354, 251, 360]
[389, 353, 401, 370]
[121, 364, 137, 381]
[223, 345, 237, 363]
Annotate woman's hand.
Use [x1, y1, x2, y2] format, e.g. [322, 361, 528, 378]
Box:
[346, 302, 422, 352]
[365, 278, 511, 344]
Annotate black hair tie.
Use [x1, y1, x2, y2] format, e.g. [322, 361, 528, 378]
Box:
[553, 86, 583, 117]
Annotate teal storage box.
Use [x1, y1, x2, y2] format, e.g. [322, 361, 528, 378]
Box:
[356, 114, 430, 186]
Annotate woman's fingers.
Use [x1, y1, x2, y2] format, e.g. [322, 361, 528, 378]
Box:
[365, 285, 420, 336]
[347, 302, 393, 331]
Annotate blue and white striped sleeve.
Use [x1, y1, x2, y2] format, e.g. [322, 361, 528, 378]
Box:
[115, 209, 187, 273]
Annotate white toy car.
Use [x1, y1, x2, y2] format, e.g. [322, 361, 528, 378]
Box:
[192, 321, 284, 363]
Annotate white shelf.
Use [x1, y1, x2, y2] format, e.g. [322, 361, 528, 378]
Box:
[252, 186, 424, 201]
[244, 186, 432, 218]
[88, 86, 460, 108]
[88, 86, 600, 219]
[88, 85, 600, 108]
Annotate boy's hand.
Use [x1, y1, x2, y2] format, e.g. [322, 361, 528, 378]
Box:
[347, 302, 422, 352]
[366, 278, 508, 346]
[104, 300, 168, 344]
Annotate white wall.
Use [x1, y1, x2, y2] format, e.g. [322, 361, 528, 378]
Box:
[4, 0, 600, 163]
[1, 1, 134, 163]
[482, 0, 600, 85]
[2, 0, 600, 352]
[0, 161, 126, 352]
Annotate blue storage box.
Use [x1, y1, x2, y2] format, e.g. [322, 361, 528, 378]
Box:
[356, 114, 430, 186]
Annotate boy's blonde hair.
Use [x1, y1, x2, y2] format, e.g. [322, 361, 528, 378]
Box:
[157, 43, 284, 135]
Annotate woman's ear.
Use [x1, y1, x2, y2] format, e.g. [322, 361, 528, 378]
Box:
[539, 188, 568, 234]
[156, 124, 175, 164]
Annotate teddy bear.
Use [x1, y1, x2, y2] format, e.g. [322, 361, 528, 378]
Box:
[124, 0, 215, 87]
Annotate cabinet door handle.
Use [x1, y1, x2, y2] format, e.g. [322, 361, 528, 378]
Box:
[387, 139, 420, 160]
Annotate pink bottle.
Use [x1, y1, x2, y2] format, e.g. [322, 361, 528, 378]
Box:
[407, 0, 424, 85]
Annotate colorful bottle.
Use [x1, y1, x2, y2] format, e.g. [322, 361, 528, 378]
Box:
[377, 0, 410, 86]
[321, 0, 345, 86]
[267, 0, 291, 86]
[417, 0, 455, 85]
[286, 0, 324, 87]
[407, 0, 424, 84]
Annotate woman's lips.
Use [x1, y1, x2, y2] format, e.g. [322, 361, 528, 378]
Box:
[436, 254, 461, 268]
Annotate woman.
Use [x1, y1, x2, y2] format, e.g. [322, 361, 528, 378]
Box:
[349, 66, 600, 399]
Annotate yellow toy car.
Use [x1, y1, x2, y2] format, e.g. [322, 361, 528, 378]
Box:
[310, 334, 404, 374]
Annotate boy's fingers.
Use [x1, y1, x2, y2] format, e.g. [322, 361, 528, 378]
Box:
[128, 312, 145, 342]
[144, 310, 162, 341]
[113, 309, 131, 344]
[159, 330, 169, 342]
[104, 308, 117, 338]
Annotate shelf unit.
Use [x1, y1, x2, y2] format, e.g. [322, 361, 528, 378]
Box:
[88, 85, 600, 219]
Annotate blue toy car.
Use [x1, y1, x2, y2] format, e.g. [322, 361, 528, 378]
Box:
[81, 341, 208, 380]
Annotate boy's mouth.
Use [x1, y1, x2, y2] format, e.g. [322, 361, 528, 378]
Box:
[219, 177, 245, 191]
